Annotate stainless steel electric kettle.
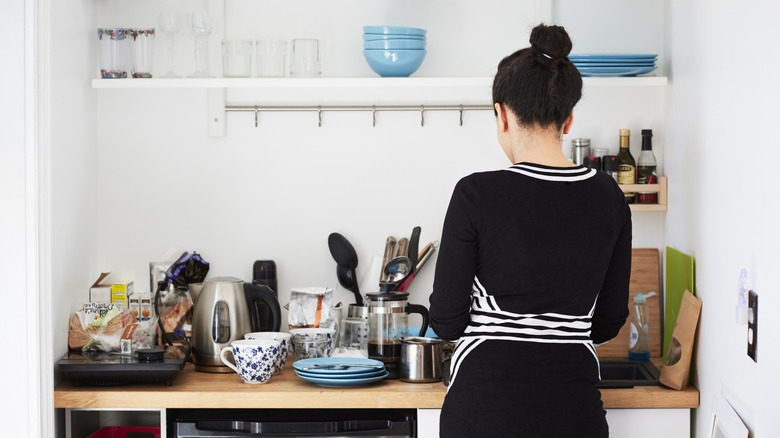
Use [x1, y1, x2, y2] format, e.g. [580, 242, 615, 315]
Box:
[191, 276, 281, 373]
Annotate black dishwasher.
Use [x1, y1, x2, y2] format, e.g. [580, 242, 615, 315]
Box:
[169, 409, 416, 438]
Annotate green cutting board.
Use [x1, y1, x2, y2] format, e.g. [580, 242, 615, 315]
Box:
[664, 247, 695, 360]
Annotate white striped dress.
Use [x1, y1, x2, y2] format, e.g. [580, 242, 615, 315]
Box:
[429, 162, 631, 437]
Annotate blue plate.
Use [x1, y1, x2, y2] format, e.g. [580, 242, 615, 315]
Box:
[296, 370, 390, 387]
[295, 368, 386, 379]
[576, 66, 657, 77]
[293, 357, 385, 375]
[573, 63, 655, 68]
[569, 54, 657, 60]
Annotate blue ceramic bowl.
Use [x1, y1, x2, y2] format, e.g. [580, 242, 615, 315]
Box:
[363, 49, 427, 77]
[363, 25, 427, 36]
[362, 34, 426, 42]
[364, 38, 427, 50]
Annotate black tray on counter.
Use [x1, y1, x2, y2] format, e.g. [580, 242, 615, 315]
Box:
[58, 346, 188, 387]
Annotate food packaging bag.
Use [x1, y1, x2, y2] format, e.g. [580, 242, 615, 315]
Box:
[659, 290, 702, 390]
[68, 303, 153, 352]
[288, 287, 338, 331]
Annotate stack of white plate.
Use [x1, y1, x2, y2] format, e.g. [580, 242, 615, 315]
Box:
[292, 357, 389, 388]
[569, 54, 657, 77]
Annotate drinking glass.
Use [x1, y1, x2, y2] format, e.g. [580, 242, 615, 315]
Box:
[222, 40, 253, 78]
[256, 39, 287, 77]
[97, 28, 129, 79]
[189, 11, 213, 78]
[158, 12, 181, 78]
[129, 29, 155, 78]
[290, 39, 321, 77]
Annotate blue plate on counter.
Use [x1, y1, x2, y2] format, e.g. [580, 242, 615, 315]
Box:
[573, 63, 655, 68]
[292, 357, 385, 375]
[295, 368, 387, 379]
[296, 370, 390, 388]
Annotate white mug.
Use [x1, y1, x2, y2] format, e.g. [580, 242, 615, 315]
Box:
[220, 339, 281, 384]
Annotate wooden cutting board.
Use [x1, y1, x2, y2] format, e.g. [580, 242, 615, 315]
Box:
[596, 248, 661, 358]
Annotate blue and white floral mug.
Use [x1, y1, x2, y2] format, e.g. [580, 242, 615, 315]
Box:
[220, 339, 281, 384]
[244, 332, 292, 374]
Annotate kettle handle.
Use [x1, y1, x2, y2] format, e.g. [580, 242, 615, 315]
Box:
[243, 283, 282, 332]
[406, 303, 429, 338]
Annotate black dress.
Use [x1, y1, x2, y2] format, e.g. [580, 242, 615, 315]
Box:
[429, 162, 632, 438]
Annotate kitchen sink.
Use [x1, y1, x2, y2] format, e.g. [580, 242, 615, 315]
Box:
[597, 359, 661, 388]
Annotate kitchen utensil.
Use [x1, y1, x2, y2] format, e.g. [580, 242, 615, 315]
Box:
[340, 315, 369, 356]
[300, 363, 385, 371]
[665, 247, 695, 360]
[219, 339, 281, 384]
[97, 28, 128, 79]
[407, 226, 421, 272]
[381, 256, 412, 292]
[379, 236, 396, 283]
[158, 12, 181, 78]
[191, 277, 281, 373]
[290, 38, 321, 77]
[221, 39, 253, 77]
[295, 370, 390, 388]
[395, 237, 409, 258]
[366, 291, 429, 379]
[396, 242, 436, 292]
[244, 332, 291, 374]
[58, 347, 188, 386]
[290, 328, 337, 357]
[327, 232, 363, 305]
[129, 29, 155, 78]
[256, 39, 287, 77]
[364, 39, 426, 50]
[400, 337, 443, 383]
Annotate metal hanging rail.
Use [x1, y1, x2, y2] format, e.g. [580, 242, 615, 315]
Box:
[224, 104, 495, 127]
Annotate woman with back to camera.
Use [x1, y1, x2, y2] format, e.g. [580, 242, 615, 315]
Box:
[429, 24, 631, 437]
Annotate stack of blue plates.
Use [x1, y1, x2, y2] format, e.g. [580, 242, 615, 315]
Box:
[292, 357, 389, 388]
[569, 54, 657, 77]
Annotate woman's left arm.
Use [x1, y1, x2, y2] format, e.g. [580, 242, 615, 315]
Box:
[429, 177, 480, 341]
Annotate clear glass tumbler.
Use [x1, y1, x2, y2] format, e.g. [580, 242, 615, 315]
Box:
[129, 29, 155, 78]
[221, 40, 254, 78]
[290, 39, 321, 77]
[256, 39, 287, 77]
[97, 28, 129, 79]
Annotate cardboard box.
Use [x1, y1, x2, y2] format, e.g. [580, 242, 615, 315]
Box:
[89, 273, 134, 309]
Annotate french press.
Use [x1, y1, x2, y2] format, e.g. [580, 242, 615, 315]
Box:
[366, 291, 429, 379]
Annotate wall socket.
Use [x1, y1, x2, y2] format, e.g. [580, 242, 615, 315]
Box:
[747, 290, 758, 362]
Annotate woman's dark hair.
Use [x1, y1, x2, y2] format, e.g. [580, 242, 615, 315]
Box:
[492, 24, 582, 130]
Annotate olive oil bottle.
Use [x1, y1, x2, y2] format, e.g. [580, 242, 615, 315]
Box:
[616, 129, 636, 203]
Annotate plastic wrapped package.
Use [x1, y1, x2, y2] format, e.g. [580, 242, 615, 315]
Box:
[68, 303, 151, 352]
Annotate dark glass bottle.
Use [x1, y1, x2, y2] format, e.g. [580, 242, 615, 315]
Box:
[616, 129, 636, 203]
[637, 129, 658, 204]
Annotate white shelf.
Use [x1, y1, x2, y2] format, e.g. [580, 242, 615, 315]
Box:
[91, 76, 667, 89]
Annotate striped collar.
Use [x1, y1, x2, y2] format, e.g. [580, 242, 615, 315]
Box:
[504, 162, 597, 182]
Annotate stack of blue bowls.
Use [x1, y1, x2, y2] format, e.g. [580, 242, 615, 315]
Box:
[362, 26, 427, 77]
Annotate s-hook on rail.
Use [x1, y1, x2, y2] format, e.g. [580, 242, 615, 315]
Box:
[224, 104, 495, 127]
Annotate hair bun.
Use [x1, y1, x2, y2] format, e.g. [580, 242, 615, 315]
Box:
[529, 24, 573, 59]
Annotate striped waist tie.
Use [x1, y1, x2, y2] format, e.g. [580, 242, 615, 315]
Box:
[448, 277, 601, 390]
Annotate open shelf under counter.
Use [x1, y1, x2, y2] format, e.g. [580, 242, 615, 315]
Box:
[623, 176, 668, 212]
[90, 76, 668, 89]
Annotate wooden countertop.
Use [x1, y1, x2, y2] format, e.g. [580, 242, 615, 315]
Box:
[54, 359, 699, 410]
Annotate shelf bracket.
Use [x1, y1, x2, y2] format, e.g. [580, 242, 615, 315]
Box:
[207, 88, 226, 137]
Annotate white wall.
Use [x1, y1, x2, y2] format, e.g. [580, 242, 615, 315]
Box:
[667, 1, 780, 436]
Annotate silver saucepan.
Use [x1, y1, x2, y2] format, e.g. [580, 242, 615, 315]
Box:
[400, 337, 443, 383]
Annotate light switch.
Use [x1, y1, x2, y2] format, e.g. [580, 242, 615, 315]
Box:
[747, 290, 758, 362]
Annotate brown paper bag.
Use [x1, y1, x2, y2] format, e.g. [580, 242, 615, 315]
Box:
[659, 290, 702, 390]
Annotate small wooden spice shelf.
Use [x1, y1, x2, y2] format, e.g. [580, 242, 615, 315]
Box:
[622, 176, 667, 212]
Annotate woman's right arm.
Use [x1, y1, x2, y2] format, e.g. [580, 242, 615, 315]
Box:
[429, 178, 480, 341]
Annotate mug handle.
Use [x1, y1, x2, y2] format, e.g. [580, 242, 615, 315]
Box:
[220, 347, 239, 373]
